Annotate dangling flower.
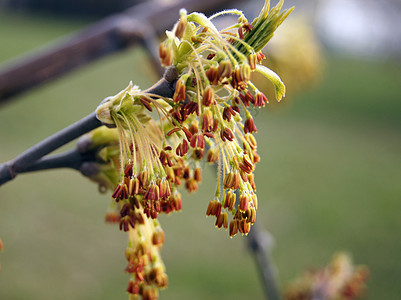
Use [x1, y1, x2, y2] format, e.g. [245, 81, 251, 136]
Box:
[92, 0, 293, 298]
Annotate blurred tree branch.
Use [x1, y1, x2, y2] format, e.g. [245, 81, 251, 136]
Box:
[0, 0, 232, 104]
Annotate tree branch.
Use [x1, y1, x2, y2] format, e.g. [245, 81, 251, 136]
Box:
[0, 77, 176, 187]
[247, 223, 281, 300]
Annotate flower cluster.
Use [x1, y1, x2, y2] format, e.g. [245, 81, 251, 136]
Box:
[93, 0, 293, 298]
[284, 253, 369, 300]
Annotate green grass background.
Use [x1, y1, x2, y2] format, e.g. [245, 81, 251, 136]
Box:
[0, 10, 400, 300]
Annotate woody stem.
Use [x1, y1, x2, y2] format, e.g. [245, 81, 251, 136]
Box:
[0, 75, 177, 187]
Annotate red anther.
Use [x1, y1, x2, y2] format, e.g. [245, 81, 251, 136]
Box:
[206, 67, 218, 85]
[202, 86, 215, 107]
[223, 107, 232, 122]
[124, 164, 133, 178]
[139, 97, 152, 112]
[175, 144, 181, 156]
[190, 134, 197, 148]
[244, 117, 257, 133]
[243, 23, 253, 32]
[212, 119, 219, 132]
[197, 134, 205, 148]
[203, 132, 214, 138]
[207, 53, 216, 60]
[173, 78, 186, 103]
[194, 167, 202, 182]
[166, 155, 173, 167]
[256, 51, 266, 63]
[222, 127, 234, 142]
[112, 184, 123, 199]
[239, 195, 249, 211]
[181, 127, 193, 141]
[187, 102, 198, 115]
[248, 53, 257, 70]
[229, 220, 238, 237]
[120, 203, 131, 217]
[238, 27, 244, 39]
[239, 93, 250, 107]
[182, 139, 189, 155]
[217, 60, 232, 80]
[255, 92, 268, 107]
[129, 178, 140, 195]
[185, 178, 198, 193]
[167, 127, 180, 136]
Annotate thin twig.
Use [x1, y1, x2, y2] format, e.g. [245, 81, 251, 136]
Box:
[247, 223, 281, 300]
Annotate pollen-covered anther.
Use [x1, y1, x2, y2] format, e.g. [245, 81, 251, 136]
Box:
[206, 199, 222, 217]
[185, 178, 198, 193]
[229, 220, 239, 237]
[252, 194, 258, 210]
[224, 191, 236, 210]
[243, 22, 253, 32]
[159, 42, 173, 66]
[175, 17, 187, 39]
[126, 280, 140, 295]
[184, 101, 199, 116]
[138, 170, 149, 188]
[255, 91, 268, 107]
[238, 219, 251, 235]
[239, 194, 249, 211]
[240, 64, 251, 82]
[244, 133, 257, 150]
[244, 117, 258, 134]
[202, 86, 215, 107]
[202, 109, 214, 132]
[176, 139, 189, 157]
[190, 134, 205, 149]
[256, 51, 266, 64]
[152, 230, 165, 245]
[239, 91, 254, 107]
[171, 193, 182, 211]
[193, 148, 205, 159]
[128, 177, 140, 196]
[231, 68, 247, 90]
[112, 183, 124, 199]
[139, 96, 153, 112]
[248, 173, 256, 191]
[248, 53, 257, 70]
[247, 207, 256, 223]
[223, 106, 237, 122]
[120, 202, 132, 217]
[159, 179, 172, 198]
[217, 60, 232, 80]
[252, 151, 261, 164]
[224, 172, 240, 190]
[194, 167, 202, 182]
[181, 126, 193, 142]
[119, 216, 134, 232]
[173, 77, 186, 102]
[240, 154, 255, 173]
[215, 212, 228, 229]
[220, 127, 234, 142]
[206, 66, 219, 85]
[124, 163, 133, 178]
[207, 148, 218, 163]
[144, 182, 160, 201]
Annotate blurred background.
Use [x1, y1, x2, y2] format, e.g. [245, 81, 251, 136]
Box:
[0, 0, 400, 299]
